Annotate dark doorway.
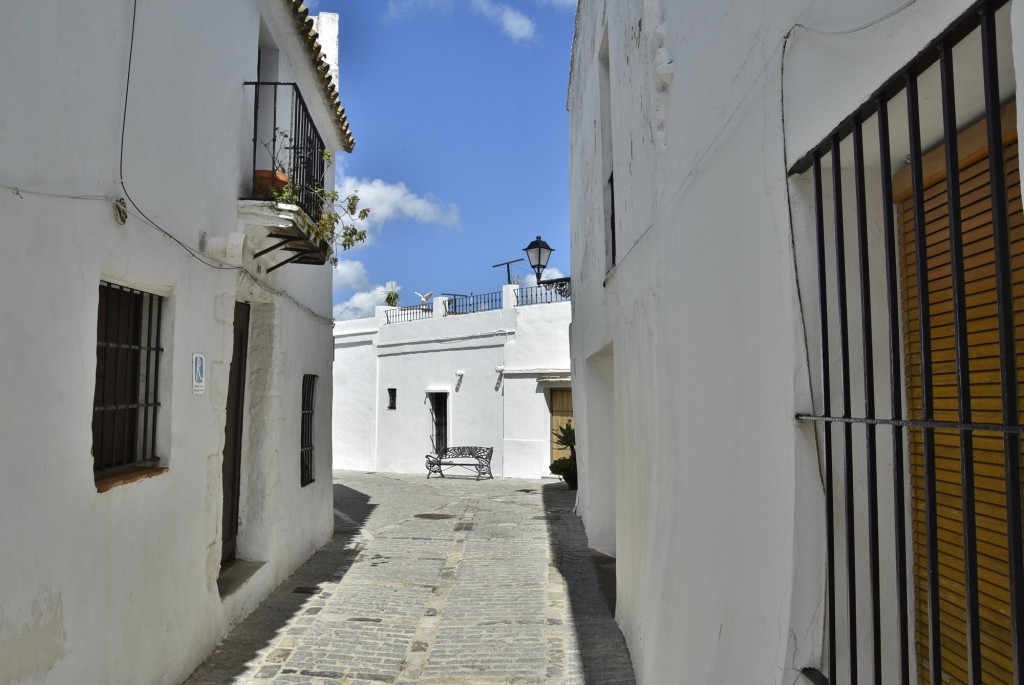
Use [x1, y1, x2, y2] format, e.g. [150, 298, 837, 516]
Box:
[428, 392, 448, 454]
[222, 302, 250, 564]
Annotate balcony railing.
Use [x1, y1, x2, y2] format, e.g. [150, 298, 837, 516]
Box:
[444, 291, 503, 315]
[385, 306, 433, 325]
[244, 81, 326, 225]
[516, 278, 571, 306]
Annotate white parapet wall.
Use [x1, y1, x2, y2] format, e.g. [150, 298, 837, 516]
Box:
[333, 286, 571, 479]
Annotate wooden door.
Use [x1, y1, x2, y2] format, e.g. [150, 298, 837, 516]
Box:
[429, 392, 448, 453]
[896, 103, 1023, 683]
[222, 302, 249, 564]
[550, 388, 573, 463]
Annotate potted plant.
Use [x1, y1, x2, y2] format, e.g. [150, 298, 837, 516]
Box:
[259, 133, 369, 259]
[252, 131, 292, 200]
[252, 169, 289, 199]
[550, 420, 577, 490]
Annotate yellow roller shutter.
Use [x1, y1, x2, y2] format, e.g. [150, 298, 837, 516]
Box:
[896, 102, 1023, 684]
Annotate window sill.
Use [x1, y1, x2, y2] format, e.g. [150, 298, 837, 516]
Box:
[95, 463, 168, 493]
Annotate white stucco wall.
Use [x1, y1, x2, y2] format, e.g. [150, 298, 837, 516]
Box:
[332, 320, 380, 472]
[332, 289, 571, 479]
[0, 2, 343, 684]
[568, 1, 1021, 683]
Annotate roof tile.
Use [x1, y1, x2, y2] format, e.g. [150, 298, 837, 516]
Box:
[286, 0, 355, 152]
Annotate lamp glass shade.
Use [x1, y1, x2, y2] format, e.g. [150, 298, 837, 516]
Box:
[523, 236, 554, 278]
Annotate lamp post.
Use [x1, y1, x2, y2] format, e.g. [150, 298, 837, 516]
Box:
[523, 235, 554, 283]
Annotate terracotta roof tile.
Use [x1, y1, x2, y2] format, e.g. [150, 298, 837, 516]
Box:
[286, 0, 355, 152]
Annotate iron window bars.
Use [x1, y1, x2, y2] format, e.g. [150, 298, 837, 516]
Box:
[791, 2, 1022, 683]
[301, 374, 317, 487]
[92, 282, 163, 472]
[387, 388, 397, 410]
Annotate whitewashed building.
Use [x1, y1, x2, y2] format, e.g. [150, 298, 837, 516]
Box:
[0, 2, 353, 683]
[333, 283, 572, 479]
[570, 0, 1024, 683]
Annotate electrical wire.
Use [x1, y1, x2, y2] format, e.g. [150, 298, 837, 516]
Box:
[779, 0, 920, 482]
[790, 0, 919, 37]
[238, 269, 336, 326]
[0, 183, 116, 202]
[616, 1, 922, 277]
[118, 0, 237, 271]
[116, 0, 335, 327]
[2, 0, 339, 328]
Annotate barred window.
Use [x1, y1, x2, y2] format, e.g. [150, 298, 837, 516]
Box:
[792, 2, 1023, 682]
[92, 282, 164, 473]
[387, 387, 397, 410]
[301, 374, 317, 486]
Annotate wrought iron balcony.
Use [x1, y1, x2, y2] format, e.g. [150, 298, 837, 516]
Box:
[245, 81, 327, 223]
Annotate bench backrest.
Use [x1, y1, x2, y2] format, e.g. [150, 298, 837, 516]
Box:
[437, 446, 493, 462]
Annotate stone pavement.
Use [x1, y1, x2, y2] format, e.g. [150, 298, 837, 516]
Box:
[183, 471, 636, 685]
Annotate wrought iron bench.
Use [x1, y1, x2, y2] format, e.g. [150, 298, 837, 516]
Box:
[425, 446, 494, 480]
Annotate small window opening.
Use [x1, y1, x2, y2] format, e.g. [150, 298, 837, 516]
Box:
[300, 374, 316, 487]
[92, 281, 164, 475]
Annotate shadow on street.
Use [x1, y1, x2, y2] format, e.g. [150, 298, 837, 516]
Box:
[183, 482, 375, 683]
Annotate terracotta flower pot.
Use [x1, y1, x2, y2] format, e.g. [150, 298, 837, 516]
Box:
[252, 170, 289, 200]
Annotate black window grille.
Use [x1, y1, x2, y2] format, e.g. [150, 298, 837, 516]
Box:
[387, 388, 397, 410]
[301, 374, 317, 487]
[791, 2, 1023, 683]
[92, 282, 163, 472]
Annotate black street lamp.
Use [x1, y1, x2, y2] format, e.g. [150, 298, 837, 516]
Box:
[523, 235, 554, 283]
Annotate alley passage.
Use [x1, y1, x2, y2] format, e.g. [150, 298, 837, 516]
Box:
[185, 472, 635, 684]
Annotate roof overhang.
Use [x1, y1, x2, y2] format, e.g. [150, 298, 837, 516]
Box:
[279, 1, 355, 152]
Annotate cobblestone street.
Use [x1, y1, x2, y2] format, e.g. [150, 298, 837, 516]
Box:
[184, 471, 635, 684]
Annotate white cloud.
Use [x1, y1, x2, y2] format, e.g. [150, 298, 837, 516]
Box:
[337, 175, 460, 229]
[521, 266, 565, 286]
[333, 260, 369, 291]
[471, 0, 536, 40]
[334, 281, 401, 321]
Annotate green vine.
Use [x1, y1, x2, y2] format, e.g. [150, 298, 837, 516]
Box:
[262, 133, 369, 261]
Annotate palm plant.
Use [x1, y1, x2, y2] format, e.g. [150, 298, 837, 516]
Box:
[552, 420, 576, 460]
[550, 420, 577, 489]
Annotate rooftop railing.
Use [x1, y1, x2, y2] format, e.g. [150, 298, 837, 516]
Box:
[515, 278, 571, 306]
[444, 291, 503, 316]
[381, 280, 571, 324]
[384, 306, 433, 325]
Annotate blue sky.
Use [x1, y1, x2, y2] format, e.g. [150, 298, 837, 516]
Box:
[315, 0, 577, 319]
